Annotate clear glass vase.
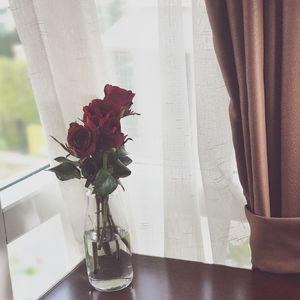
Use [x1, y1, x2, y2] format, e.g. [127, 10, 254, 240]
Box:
[83, 189, 133, 292]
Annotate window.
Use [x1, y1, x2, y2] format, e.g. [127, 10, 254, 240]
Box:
[0, 1, 48, 190]
[0, 3, 82, 299]
[1, 171, 83, 300]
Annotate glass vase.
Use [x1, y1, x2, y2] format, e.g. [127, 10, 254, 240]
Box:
[83, 189, 133, 292]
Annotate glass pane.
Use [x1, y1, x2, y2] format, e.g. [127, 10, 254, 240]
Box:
[8, 215, 75, 300]
[0, 1, 48, 189]
[2, 170, 83, 300]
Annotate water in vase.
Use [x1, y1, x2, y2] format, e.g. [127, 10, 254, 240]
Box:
[84, 227, 133, 292]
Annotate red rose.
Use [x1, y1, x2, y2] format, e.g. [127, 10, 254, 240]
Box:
[67, 123, 96, 158]
[101, 132, 126, 150]
[99, 112, 121, 133]
[82, 85, 135, 129]
[82, 99, 111, 129]
[103, 84, 135, 117]
[98, 113, 126, 149]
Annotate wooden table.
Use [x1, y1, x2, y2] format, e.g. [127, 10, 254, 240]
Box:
[41, 254, 300, 300]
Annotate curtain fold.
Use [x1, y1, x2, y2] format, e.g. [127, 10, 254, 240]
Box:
[192, 0, 245, 264]
[205, 0, 300, 273]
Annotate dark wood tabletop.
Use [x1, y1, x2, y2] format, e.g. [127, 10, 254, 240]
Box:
[41, 254, 300, 300]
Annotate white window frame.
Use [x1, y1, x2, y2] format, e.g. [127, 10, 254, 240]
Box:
[0, 166, 80, 300]
[0, 199, 14, 300]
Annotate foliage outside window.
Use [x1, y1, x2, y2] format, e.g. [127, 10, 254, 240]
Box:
[0, 4, 47, 188]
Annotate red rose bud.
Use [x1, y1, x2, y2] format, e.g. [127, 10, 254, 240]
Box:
[103, 84, 135, 117]
[67, 122, 96, 158]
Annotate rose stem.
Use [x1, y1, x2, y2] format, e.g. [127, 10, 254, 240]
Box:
[92, 242, 98, 275]
[108, 206, 120, 259]
[99, 152, 109, 252]
[93, 195, 101, 274]
[99, 197, 112, 256]
[107, 212, 113, 241]
[96, 196, 101, 243]
[103, 152, 108, 169]
[99, 152, 113, 255]
[99, 199, 106, 250]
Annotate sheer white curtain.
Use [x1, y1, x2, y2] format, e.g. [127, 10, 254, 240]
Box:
[10, 0, 250, 267]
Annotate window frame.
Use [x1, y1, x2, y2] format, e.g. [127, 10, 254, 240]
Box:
[0, 166, 50, 300]
[0, 198, 14, 300]
[0, 166, 83, 300]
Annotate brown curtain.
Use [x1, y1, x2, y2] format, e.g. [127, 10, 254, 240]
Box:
[205, 0, 300, 273]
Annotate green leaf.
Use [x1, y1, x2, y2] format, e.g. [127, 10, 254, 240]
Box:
[117, 145, 129, 157]
[119, 156, 132, 166]
[80, 158, 97, 179]
[55, 156, 79, 166]
[48, 162, 81, 181]
[113, 159, 131, 178]
[93, 169, 118, 197]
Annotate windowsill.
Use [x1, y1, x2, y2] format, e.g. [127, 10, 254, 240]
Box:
[40, 254, 300, 300]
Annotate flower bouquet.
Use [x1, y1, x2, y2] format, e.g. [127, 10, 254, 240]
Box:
[48, 84, 138, 291]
